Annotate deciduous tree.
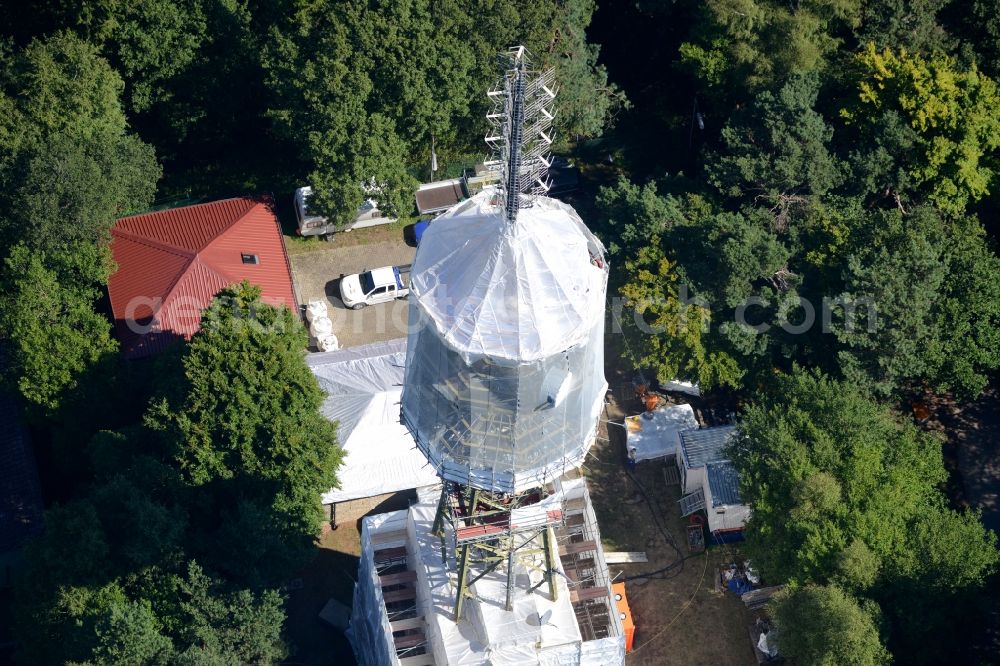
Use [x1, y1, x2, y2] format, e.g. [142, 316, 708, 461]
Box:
[771, 584, 890, 666]
[146, 282, 341, 585]
[842, 44, 1000, 215]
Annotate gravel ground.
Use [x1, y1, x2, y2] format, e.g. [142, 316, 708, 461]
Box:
[289, 238, 416, 349]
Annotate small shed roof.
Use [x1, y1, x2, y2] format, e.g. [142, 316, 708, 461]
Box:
[679, 425, 737, 469]
[706, 460, 743, 507]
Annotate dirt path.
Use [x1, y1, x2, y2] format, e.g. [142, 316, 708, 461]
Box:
[593, 385, 758, 665]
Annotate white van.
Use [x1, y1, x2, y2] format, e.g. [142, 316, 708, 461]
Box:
[293, 186, 396, 238]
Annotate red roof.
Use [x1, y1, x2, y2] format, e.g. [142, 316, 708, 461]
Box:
[108, 197, 298, 358]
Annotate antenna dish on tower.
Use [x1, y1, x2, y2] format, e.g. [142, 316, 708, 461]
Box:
[484, 46, 557, 224]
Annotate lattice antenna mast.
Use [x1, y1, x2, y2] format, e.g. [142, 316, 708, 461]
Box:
[485, 46, 557, 224]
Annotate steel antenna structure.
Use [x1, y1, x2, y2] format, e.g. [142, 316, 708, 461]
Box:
[401, 44, 610, 623]
[485, 46, 557, 223]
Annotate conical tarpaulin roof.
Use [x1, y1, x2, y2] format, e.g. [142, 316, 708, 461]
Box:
[410, 191, 608, 362]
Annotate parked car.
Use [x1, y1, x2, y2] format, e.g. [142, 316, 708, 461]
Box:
[339, 264, 411, 309]
[294, 185, 396, 238]
[402, 218, 433, 247]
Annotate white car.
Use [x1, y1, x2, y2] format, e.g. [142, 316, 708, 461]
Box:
[339, 265, 411, 309]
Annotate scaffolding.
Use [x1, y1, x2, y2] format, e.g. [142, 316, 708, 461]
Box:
[350, 479, 624, 666]
[431, 482, 564, 620]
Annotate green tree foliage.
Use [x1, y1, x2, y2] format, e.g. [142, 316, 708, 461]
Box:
[0, 32, 159, 413]
[599, 180, 724, 387]
[264, 0, 620, 223]
[15, 554, 286, 665]
[832, 208, 1000, 398]
[771, 584, 890, 666]
[707, 74, 843, 200]
[732, 368, 997, 587]
[88, 598, 174, 666]
[618, 243, 743, 389]
[146, 282, 341, 584]
[842, 44, 1000, 215]
[0, 244, 117, 412]
[959, 0, 1000, 78]
[678, 0, 861, 93]
[731, 368, 998, 661]
[599, 64, 1000, 397]
[173, 561, 288, 665]
[0, 31, 127, 150]
[68, 0, 210, 114]
[10, 281, 343, 661]
[856, 0, 953, 54]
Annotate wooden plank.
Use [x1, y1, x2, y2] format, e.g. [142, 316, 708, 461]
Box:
[379, 570, 417, 586]
[570, 586, 610, 603]
[565, 513, 586, 527]
[394, 631, 425, 649]
[374, 546, 407, 563]
[741, 585, 784, 609]
[558, 539, 597, 556]
[456, 523, 505, 542]
[390, 616, 425, 633]
[398, 654, 435, 666]
[382, 587, 416, 604]
[604, 551, 648, 564]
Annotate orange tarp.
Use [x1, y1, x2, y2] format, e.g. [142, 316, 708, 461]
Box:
[612, 582, 635, 653]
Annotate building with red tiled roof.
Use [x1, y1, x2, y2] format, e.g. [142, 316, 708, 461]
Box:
[108, 196, 298, 359]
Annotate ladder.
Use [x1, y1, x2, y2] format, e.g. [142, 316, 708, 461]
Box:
[679, 488, 706, 516]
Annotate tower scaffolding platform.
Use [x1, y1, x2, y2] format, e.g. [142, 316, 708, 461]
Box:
[350, 478, 624, 666]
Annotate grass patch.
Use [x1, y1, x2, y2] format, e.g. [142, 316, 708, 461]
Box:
[284, 216, 414, 255]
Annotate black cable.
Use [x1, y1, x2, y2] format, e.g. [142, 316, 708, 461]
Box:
[621, 466, 705, 581]
[623, 552, 703, 581]
[603, 396, 707, 582]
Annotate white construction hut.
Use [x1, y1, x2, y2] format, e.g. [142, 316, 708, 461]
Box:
[309, 339, 439, 524]
[677, 425, 737, 495]
[350, 477, 624, 666]
[676, 426, 749, 539]
[624, 403, 699, 462]
[704, 460, 750, 535]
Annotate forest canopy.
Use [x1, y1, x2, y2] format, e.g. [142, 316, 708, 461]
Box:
[0, 0, 997, 664]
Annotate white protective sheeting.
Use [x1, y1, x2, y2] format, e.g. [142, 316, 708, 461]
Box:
[350, 510, 407, 666]
[625, 404, 699, 462]
[661, 379, 701, 396]
[351, 478, 624, 665]
[309, 339, 439, 504]
[409, 191, 607, 362]
[402, 191, 610, 494]
[392, 480, 625, 666]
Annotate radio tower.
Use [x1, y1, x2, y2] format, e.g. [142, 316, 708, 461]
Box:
[401, 46, 609, 622]
[485, 46, 557, 224]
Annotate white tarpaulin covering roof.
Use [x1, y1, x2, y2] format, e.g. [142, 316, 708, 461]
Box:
[410, 191, 607, 362]
[625, 404, 699, 462]
[308, 339, 439, 503]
